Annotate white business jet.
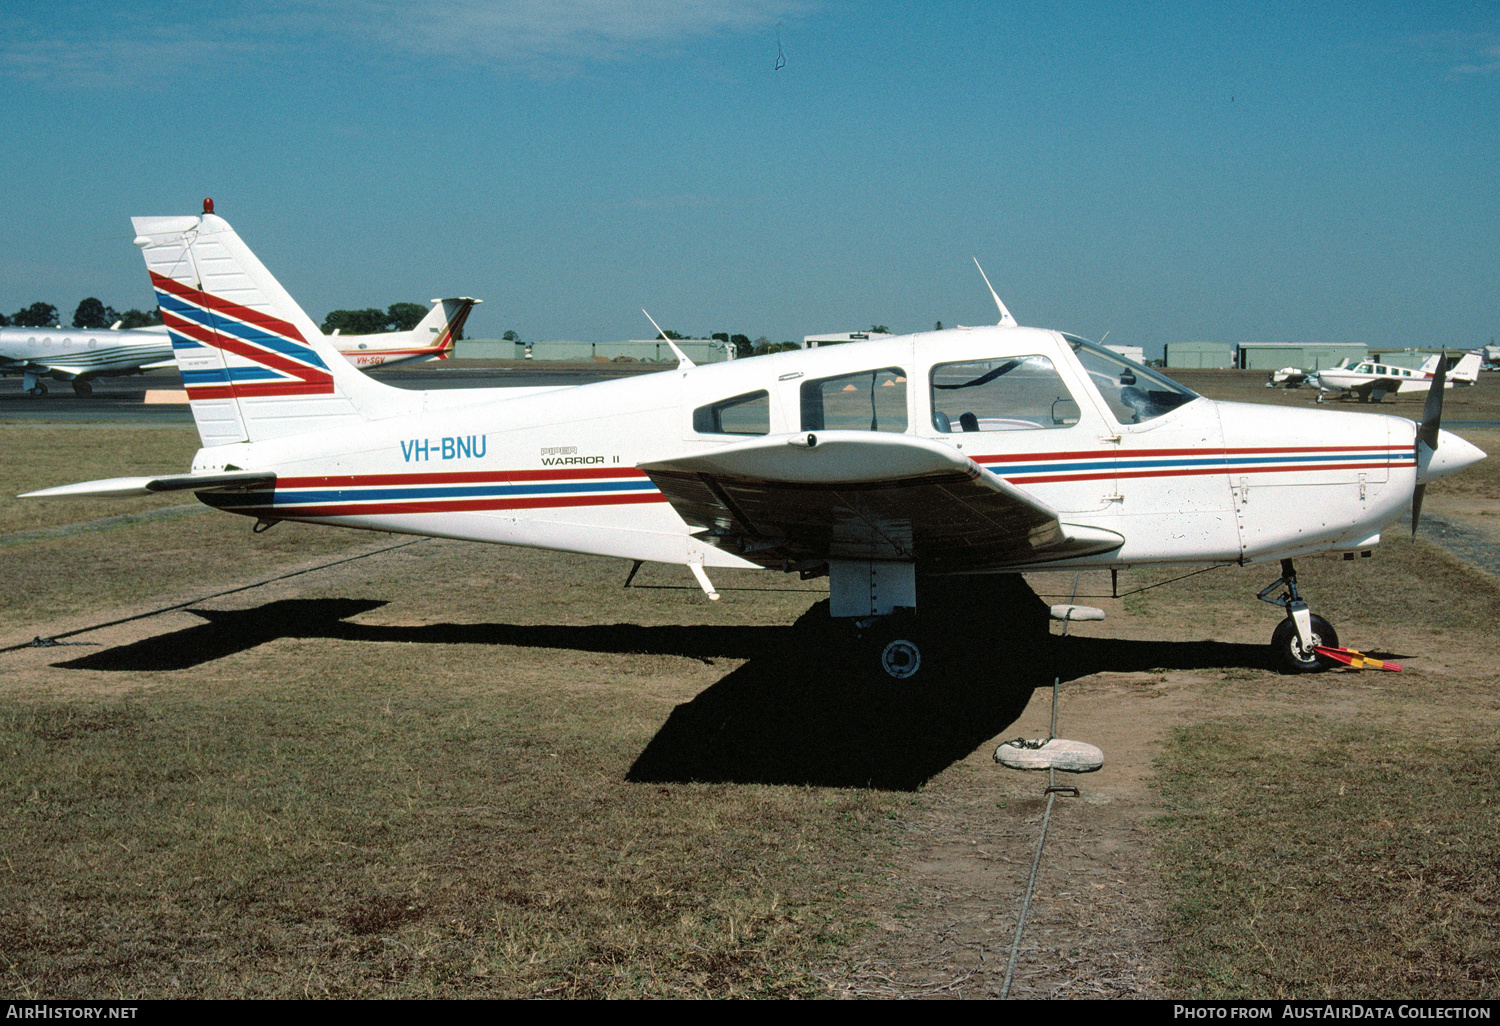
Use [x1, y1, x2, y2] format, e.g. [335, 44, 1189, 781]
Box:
[0, 323, 175, 396]
[22, 207, 1487, 677]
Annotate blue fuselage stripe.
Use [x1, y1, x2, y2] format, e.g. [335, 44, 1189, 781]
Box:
[267, 480, 657, 505]
[979, 451, 1411, 475]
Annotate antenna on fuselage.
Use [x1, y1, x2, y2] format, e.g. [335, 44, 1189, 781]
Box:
[973, 257, 1018, 327]
[641, 309, 695, 369]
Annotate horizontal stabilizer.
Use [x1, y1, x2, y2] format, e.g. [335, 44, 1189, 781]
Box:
[640, 431, 1123, 571]
[21, 470, 275, 499]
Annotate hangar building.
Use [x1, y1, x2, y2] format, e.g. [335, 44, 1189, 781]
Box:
[1235, 342, 1367, 371]
[1367, 348, 1448, 371]
[1163, 341, 1234, 368]
[456, 339, 729, 362]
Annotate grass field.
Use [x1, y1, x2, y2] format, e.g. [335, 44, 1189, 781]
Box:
[2, 372, 1498, 998]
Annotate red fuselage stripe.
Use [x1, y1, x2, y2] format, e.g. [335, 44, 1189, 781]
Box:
[275, 467, 648, 488]
[977, 444, 1409, 465]
[1009, 461, 1412, 485]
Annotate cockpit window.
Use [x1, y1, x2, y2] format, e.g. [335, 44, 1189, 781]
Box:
[929, 356, 1080, 432]
[1063, 335, 1197, 424]
[694, 390, 769, 435]
[801, 368, 908, 433]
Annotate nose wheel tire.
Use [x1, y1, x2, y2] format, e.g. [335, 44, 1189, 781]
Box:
[27, 382, 47, 397]
[1271, 614, 1338, 674]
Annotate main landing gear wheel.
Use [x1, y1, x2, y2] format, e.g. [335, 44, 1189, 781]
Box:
[879, 636, 922, 680]
[855, 614, 924, 681]
[27, 381, 47, 397]
[1272, 614, 1338, 674]
[71, 379, 93, 397]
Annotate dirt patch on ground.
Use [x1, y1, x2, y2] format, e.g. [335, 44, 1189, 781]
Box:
[825, 545, 1500, 998]
[820, 577, 1192, 998]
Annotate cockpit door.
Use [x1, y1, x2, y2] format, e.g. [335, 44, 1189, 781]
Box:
[1068, 340, 1240, 562]
[919, 345, 1120, 514]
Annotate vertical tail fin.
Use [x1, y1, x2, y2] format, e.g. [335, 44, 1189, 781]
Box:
[1451, 351, 1481, 384]
[132, 212, 412, 446]
[429, 297, 478, 360]
[402, 297, 479, 361]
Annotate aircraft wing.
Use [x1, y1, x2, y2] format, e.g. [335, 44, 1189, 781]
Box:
[21, 470, 275, 499]
[639, 431, 1123, 572]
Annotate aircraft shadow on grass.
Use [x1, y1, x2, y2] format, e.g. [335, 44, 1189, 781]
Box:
[57, 581, 1273, 791]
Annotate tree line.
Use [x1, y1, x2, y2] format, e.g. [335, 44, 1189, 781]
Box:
[0, 298, 457, 339]
[1, 299, 162, 330]
[320, 304, 435, 336]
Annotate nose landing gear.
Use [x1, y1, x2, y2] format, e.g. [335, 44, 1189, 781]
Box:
[1258, 559, 1338, 673]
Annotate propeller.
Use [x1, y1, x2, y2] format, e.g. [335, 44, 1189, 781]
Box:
[1411, 351, 1448, 536]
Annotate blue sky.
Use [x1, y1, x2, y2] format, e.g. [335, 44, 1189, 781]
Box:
[1, 1, 1496, 355]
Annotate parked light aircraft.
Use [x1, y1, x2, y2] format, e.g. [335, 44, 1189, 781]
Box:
[0, 323, 175, 396]
[21, 208, 1488, 677]
[331, 297, 480, 368]
[1312, 352, 1481, 402]
[1266, 366, 1311, 388]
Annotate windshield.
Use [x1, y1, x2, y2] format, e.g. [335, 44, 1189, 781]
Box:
[1062, 335, 1197, 424]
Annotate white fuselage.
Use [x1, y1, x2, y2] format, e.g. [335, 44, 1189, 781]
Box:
[0, 324, 174, 382]
[1315, 353, 1480, 397]
[188, 327, 1422, 572]
[1317, 359, 1438, 395]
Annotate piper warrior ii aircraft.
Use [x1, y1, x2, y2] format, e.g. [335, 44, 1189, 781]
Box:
[1312, 352, 1481, 403]
[21, 209, 1488, 677]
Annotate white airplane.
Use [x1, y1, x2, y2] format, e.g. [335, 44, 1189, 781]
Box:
[1266, 366, 1311, 388]
[330, 297, 480, 368]
[0, 322, 175, 396]
[1312, 352, 1481, 402]
[21, 210, 1487, 678]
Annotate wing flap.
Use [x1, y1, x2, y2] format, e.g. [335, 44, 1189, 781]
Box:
[641, 432, 1122, 570]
